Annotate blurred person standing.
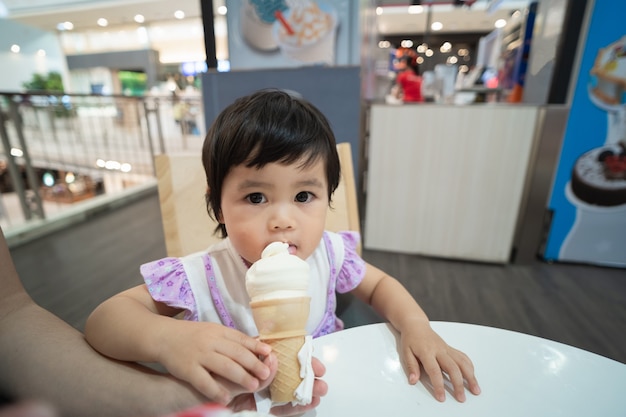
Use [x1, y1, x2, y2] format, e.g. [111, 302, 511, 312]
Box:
[395, 55, 424, 103]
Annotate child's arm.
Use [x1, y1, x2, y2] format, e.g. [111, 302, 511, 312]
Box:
[352, 262, 481, 403]
[84, 284, 273, 404]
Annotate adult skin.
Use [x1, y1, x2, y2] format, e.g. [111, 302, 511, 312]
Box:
[0, 226, 207, 417]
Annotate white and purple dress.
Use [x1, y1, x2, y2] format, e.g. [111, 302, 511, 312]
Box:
[140, 231, 365, 338]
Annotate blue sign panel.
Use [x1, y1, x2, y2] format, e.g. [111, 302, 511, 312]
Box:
[544, 0, 626, 267]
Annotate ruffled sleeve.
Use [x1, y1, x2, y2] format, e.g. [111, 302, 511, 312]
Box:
[335, 231, 366, 294]
[140, 257, 198, 321]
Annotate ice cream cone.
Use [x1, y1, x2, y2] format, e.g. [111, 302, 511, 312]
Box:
[246, 242, 313, 404]
[250, 297, 310, 339]
[266, 335, 306, 403]
[250, 296, 310, 403]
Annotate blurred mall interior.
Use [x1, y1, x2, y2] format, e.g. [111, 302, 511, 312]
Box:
[1, 0, 624, 270]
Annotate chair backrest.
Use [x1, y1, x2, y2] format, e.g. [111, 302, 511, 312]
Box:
[155, 142, 360, 257]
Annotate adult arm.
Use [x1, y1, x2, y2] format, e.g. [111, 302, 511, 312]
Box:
[0, 227, 206, 417]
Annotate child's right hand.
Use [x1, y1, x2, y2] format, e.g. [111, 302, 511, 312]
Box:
[155, 320, 273, 404]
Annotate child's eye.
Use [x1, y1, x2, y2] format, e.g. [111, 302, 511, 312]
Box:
[246, 193, 266, 204]
[295, 191, 314, 203]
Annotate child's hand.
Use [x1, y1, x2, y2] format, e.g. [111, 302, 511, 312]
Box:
[155, 320, 273, 404]
[400, 319, 481, 402]
[227, 356, 328, 416]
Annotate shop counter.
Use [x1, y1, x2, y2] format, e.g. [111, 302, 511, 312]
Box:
[364, 103, 541, 263]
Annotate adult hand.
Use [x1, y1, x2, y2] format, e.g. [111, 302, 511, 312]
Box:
[227, 355, 328, 416]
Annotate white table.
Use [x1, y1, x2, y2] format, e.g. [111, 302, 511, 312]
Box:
[303, 322, 626, 416]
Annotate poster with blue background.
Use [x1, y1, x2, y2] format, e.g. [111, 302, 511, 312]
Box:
[544, 0, 626, 267]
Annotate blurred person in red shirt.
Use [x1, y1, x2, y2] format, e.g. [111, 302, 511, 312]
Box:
[395, 55, 424, 103]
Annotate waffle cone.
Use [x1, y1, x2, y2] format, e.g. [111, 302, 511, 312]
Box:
[250, 297, 310, 339]
[267, 335, 306, 403]
[250, 297, 311, 402]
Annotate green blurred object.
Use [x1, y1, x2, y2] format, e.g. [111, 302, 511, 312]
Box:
[22, 71, 65, 93]
[118, 71, 147, 96]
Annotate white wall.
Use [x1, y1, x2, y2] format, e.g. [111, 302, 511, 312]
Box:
[0, 19, 69, 91]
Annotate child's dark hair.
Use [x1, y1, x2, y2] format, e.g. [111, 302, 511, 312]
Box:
[202, 89, 341, 238]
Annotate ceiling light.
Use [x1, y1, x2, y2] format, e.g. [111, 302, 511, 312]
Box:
[37, 49, 46, 56]
[134, 14, 145, 23]
[431, 21, 443, 31]
[97, 18, 108, 27]
[376, 7, 383, 15]
[494, 19, 507, 28]
[174, 10, 185, 19]
[10, 44, 20, 53]
[408, 5, 423, 14]
[56, 21, 74, 31]
[425, 49, 434, 57]
[217, 6, 227, 15]
[42, 172, 55, 187]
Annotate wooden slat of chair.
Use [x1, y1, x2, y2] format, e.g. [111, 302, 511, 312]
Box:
[155, 142, 360, 258]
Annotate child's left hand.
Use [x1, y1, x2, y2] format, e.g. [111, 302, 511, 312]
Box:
[399, 318, 481, 402]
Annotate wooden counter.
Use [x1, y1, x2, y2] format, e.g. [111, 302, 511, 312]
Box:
[363, 104, 540, 263]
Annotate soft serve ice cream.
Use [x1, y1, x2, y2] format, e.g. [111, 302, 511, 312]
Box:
[246, 242, 309, 304]
[246, 242, 314, 406]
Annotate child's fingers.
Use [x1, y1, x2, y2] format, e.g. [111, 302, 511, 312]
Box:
[187, 364, 231, 404]
[213, 335, 271, 381]
[231, 330, 272, 357]
[206, 353, 262, 392]
[438, 356, 466, 402]
[420, 357, 446, 402]
[452, 349, 481, 396]
[403, 345, 422, 385]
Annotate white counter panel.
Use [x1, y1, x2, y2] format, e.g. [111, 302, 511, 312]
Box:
[364, 104, 540, 263]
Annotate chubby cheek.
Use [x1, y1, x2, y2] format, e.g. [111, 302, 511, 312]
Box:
[225, 224, 263, 263]
[297, 217, 326, 258]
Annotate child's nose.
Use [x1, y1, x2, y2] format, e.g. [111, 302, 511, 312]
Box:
[269, 205, 294, 230]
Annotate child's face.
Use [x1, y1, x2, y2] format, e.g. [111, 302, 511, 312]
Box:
[219, 157, 329, 265]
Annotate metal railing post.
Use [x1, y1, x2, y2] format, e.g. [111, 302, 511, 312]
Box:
[142, 99, 158, 176]
[8, 98, 45, 219]
[0, 104, 35, 220]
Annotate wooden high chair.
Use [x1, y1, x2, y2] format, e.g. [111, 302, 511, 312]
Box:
[155, 142, 360, 257]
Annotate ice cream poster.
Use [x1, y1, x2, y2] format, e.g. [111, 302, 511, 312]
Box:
[225, 0, 355, 70]
[544, 0, 626, 267]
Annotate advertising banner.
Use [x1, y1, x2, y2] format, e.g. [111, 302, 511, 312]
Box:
[544, 0, 626, 267]
[225, 0, 356, 70]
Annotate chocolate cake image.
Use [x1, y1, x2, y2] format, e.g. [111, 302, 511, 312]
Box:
[571, 142, 626, 206]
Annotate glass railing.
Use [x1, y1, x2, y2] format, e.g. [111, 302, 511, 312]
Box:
[0, 91, 205, 235]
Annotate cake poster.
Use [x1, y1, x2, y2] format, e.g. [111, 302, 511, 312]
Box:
[225, 0, 355, 70]
[544, 0, 626, 267]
